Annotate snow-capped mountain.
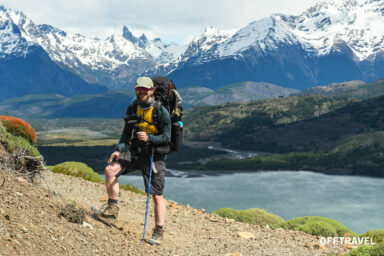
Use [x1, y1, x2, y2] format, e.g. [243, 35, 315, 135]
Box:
[0, 6, 186, 90]
[122, 26, 186, 64]
[0, 6, 158, 89]
[0, 6, 107, 101]
[143, 26, 236, 81]
[1, 0, 384, 94]
[168, 0, 384, 89]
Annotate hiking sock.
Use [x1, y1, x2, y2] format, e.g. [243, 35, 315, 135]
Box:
[108, 199, 118, 204]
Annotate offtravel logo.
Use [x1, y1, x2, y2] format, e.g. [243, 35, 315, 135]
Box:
[320, 236, 375, 246]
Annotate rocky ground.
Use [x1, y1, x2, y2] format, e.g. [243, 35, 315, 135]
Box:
[0, 168, 352, 256]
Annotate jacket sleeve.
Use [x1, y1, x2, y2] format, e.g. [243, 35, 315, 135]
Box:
[115, 105, 133, 151]
[148, 105, 171, 145]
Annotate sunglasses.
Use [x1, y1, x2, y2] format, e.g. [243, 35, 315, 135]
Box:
[135, 87, 151, 92]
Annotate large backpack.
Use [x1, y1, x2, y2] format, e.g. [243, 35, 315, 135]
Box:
[128, 76, 183, 154]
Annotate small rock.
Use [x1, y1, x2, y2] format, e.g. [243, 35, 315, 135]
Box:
[225, 218, 235, 223]
[314, 244, 326, 250]
[0, 208, 4, 215]
[85, 215, 93, 223]
[237, 232, 255, 240]
[82, 222, 93, 229]
[19, 225, 28, 233]
[15, 192, 23, 197]
[16, 233, 23, 239]
[99, 195, 108, 202]
[226, 253, 242, 256]
[16, 177, 27, 183]
[200, 208, 206, 213]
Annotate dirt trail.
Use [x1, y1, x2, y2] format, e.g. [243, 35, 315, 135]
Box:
[0, 169, 351, 256]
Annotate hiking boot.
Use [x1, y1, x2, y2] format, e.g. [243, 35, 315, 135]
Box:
[148, 226, 164, 245]
[91, 202, 119, 226]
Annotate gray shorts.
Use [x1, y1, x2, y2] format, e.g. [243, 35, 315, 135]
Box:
[118, 151, 166, 195]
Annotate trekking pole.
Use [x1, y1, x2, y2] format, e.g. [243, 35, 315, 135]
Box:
[142, 146, 155, 241]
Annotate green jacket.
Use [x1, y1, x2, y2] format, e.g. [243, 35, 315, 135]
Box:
[116, 103, 171, 151]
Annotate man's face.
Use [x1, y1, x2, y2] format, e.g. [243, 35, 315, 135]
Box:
[135, 87, 154, 103]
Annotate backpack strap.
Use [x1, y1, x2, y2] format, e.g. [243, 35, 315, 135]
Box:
[152, 100, 161, 128]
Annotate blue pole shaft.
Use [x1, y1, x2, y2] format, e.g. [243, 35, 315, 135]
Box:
[142, 152, 154, 241]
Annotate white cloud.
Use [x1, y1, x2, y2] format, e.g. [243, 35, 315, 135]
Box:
[0, 0, 320, 44]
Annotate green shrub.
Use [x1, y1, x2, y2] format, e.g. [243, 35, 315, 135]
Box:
[0, 122, 40, 157]
[0, 116, 37, 144]
[119, 183, 145, 195]
[360, 230, 384, 243]
[49, 161, 145, 195]
[344, 242, 384, 256]
[51, 161, 104, 183]
[213, 208, 284, 226]
[277, 216, 353, 237]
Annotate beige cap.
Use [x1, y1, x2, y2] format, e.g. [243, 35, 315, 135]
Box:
[134, 76, 154, 89]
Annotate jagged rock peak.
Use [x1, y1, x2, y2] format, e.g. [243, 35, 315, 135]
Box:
[122, 25, 137, 43]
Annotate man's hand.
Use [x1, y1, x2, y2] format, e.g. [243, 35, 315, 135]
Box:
[137, 131, 148, 142]
[108, 151, 120, 164]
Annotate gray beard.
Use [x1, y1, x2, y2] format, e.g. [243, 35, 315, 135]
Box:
[137, 96, 155, 110]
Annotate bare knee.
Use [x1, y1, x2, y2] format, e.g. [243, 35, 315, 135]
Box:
[105, 163, 120, 177]
[152, 195, 164, 204]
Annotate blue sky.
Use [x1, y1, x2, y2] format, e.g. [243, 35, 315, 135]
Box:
[0, 0, 320, 44]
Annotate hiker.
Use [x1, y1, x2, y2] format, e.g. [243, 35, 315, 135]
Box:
[92, 76, 171, 245]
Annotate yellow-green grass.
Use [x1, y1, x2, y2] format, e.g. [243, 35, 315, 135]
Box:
[49, 161, 145, 194]
[50, 161, 104, 183]
[214, 208, 284, 226]
[277, 216, 354, 237]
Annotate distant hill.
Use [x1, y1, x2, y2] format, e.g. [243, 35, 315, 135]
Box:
[182, 94, 384, 176]
[183, 95, 356, 149]
[0, 81, 298, 116]
[0, 91, 134, 118]
[179, 82, 298, 108]
[297, 79, 384, 99]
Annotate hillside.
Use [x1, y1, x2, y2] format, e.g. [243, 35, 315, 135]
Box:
[182, 94, 384, 176]
[0, 166, 351, 256]
[183, 95, 355, 144]
[0, 123, 351, 255]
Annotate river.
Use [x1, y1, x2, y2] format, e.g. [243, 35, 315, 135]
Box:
[110, 170, 384, 234]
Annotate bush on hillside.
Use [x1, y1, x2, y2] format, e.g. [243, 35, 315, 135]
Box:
[0, 122, 40, 157]
[51, 161, 104, 183]
[50, 161, 145, 194]
[360, 230, 384, 243]
[0, 116, 36, 144]
[0, 122, 43, 181]
[119, 183, 145, 195]
[345, 242, 384, 256]
[277, 216, 353, 237]
[214, 208, 284, 226]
